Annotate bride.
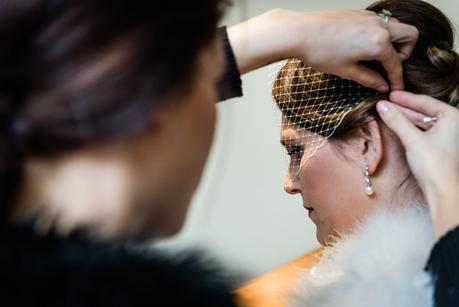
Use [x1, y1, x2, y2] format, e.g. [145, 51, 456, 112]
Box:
[272, 0, 459, 306]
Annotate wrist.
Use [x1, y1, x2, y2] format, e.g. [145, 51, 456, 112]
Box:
[262, 9, 315, 62]
[423, 175, 459, 239]
[227, 9, 309, 74]
[285, 10, 316, 62]
[423, 170, 459, 199]
[265, 9, 308, 60]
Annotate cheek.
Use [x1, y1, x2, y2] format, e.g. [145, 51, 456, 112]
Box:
[299, 146, 369, 242]
[189, 78, 217, 177]
[162, 82, 216, 235]
[299, 151, 337, 241]
[124, 82, 217, 237]
[171, 78, 217, 216]
[198, 83, 217, 150]
[299, 147, 343, 209]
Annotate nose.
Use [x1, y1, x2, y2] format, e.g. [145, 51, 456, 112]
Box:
[284, 172, 301, 195]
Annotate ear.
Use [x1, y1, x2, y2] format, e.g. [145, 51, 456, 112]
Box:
[356, 119, 383, 175]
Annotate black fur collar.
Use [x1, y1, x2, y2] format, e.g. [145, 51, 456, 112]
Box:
[0, 222, 237, 307]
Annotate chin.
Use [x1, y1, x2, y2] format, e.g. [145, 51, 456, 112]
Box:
[316, 233, 326, 246]
[150, 214, 187, 240]
[127, 195, 191, 241]
[315, 227, 328, 246]
[160, 219, 185, 238]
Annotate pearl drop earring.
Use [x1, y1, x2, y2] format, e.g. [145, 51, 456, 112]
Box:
[364, 165, 375, 196]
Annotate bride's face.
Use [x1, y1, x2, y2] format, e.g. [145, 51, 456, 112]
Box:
[281, 125, 375, 246]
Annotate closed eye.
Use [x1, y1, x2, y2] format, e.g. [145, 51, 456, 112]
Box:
[285, 145, 304, 161]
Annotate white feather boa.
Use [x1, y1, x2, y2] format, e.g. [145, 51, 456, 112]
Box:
[290, 205, 435, 307]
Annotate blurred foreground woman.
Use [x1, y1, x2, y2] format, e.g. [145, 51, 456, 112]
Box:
[0, 1, 237, 305]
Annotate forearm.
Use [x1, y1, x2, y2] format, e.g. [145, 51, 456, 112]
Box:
[227, 9, 304, 75]
[423, 171, 459, 239]
[217, 9, 306, 100]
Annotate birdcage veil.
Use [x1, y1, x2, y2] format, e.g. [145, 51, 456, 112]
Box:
[273, 59, 381, 179]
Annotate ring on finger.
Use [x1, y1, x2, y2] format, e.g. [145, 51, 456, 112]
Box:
[422, 116, 438, 125]
[378, 9, 392, 23]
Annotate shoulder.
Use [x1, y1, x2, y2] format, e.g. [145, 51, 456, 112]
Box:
[0, 223, 237, 307]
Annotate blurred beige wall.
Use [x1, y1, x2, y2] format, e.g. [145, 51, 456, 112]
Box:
[155, 0, 459, 281]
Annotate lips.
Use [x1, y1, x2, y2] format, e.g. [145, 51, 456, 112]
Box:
[304, 205, 314, 216]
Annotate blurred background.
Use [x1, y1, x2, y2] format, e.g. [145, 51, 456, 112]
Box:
[155, 0, 459, 282]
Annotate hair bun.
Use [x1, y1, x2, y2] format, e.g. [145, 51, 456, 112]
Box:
[426, 44, 459, 106]
[426, 43, 456, 72]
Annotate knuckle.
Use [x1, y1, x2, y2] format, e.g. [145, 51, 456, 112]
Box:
[367, 78, 381, 89]
[411, 25, 420, 38]
[351, 73, 374, 88]
[375, 30, 391, 47]
[369, 31, 391, 57]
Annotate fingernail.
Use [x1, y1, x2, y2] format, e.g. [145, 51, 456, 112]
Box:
[377, 100, 390, 114]
[377, 85, 389, 93]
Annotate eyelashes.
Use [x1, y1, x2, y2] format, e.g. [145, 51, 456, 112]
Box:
[285, 144, 304, 180]
[286, 145, 304, 162]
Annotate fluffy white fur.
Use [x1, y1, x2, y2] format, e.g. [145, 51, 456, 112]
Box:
[290, 205, 435, 307]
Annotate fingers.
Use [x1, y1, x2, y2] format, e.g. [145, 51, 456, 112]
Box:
[372, 21, 418, 90]
[389, 91, 443, 117]
[379, 45, 404, 91]
[387, 22, 419, 61]
[346, 64, 389, 92]
[376, 100, 421, 147]
[392, 104, 434, 130]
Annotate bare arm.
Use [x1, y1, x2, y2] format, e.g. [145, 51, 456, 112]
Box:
[227, 9, 418, 92]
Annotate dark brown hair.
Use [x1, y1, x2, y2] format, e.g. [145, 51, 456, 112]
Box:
[0, 0, 228, 220]
[274, 0, 458, 139]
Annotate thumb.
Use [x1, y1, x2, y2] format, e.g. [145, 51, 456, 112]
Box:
[376, 100, 421, 148]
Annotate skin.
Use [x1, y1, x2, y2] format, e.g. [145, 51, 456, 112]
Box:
[377, 92, 459, 239]
[10, 8, 455, 250]
[13, 37, 224, 240]
[228, 9, 418, 92]
[12, 9, 420, 242]
[281, 119, 425, 245]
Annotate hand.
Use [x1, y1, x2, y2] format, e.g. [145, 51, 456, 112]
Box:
[294, 10, 418, 92]
[376, 91, 459, 238]
[227, 9, 418, 92]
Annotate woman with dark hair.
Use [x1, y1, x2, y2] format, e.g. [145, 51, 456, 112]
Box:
[270, 0, 459, 306]
[0, 0, 423, 306]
